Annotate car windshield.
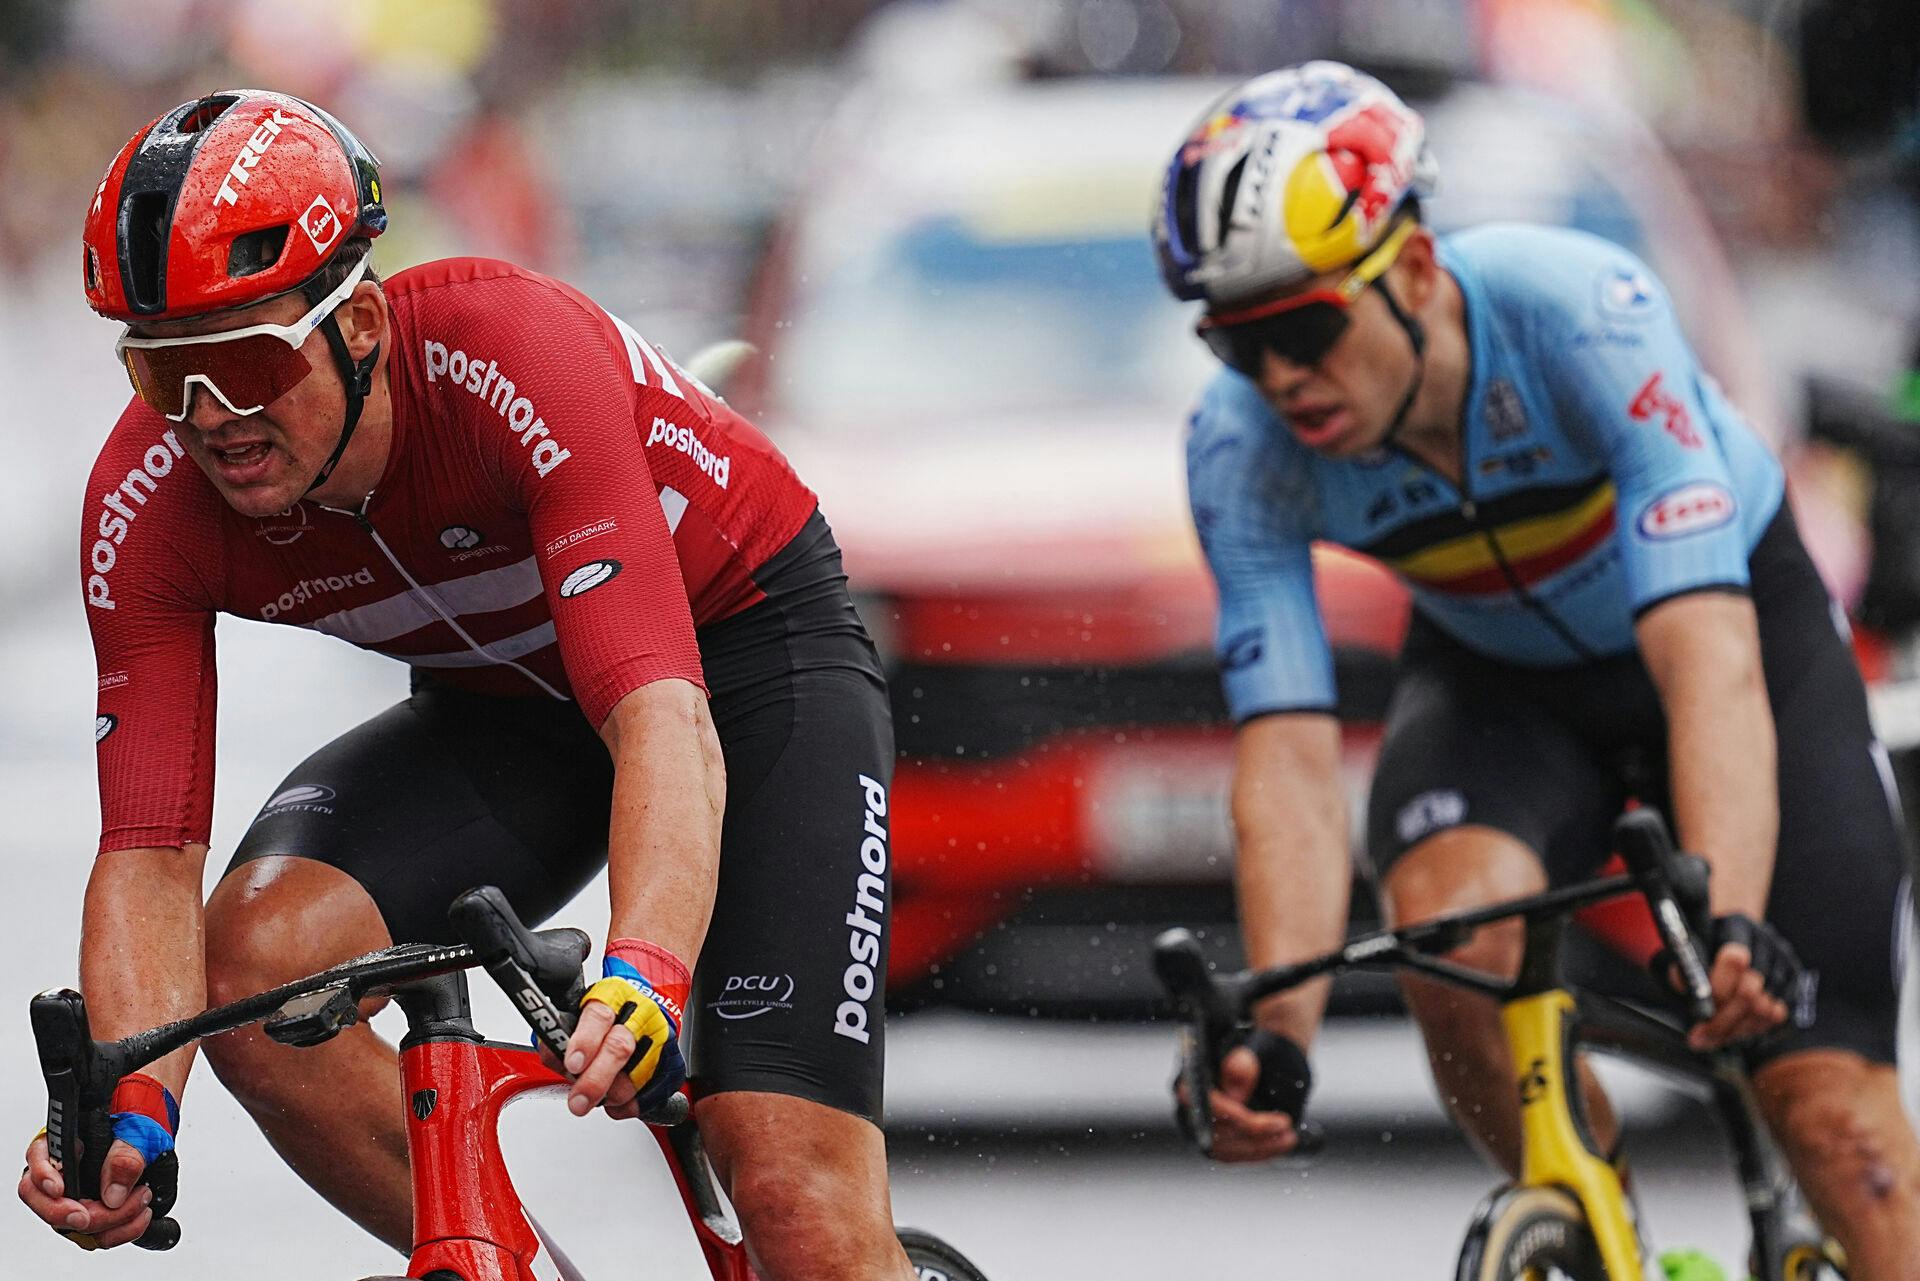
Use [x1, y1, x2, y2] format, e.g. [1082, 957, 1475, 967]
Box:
[772, 216, 1216, 427]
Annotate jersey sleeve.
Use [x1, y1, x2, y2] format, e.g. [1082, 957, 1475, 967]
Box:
[83, 420, 221, 853]
[1531, 242, 1757, 615]
[1186, 374, 1335, 722]
[452, 276, 706, 727]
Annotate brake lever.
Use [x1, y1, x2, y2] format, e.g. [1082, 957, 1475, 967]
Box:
[449, 886, 692, 1127]
[1152, 929, 1234, 1154]
[29, 989, 181, 1250]
[1613, 810, 1716, 1024]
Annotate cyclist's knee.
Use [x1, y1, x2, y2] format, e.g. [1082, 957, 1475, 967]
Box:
[204, 856, 390, 1088]
[700, 1094, 901, 1277]
[1383, 825, 1544, 979]
[206, 857, 381, 994]
[1756, 1052, 1918, 1206]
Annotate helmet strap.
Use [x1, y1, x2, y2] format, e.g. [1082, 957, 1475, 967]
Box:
[302, 312, 380, 497]
[1372, 277, 1427, 443]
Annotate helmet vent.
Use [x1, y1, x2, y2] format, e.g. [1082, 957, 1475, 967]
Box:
[178, 95, 238, 135]
[1216, 156, 1249, 248]
[1172, 159, 1202, 257]
[228, 226, 289, 278]
[83, 245, 101, 293]
[123, 190, 172, 313]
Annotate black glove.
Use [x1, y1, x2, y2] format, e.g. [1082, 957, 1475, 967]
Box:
[1173, 1025, 1313, 1145]
[1238, 1027, 1312, 1121]
[1653, 912, 1807, 1021]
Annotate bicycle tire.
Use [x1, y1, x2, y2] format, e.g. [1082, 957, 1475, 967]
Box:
[1455, 1186, 1608, 1281]
[898, 1226, 991, 1281]
[1769, 1239, 1848, 1281]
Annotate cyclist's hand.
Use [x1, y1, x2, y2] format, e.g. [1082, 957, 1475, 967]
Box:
[1177, 1028, 1312, 1162]
[17, 1132, 155, 1249]
[563, 939, 690, 1119]
[1669, 914, 1802, 1050]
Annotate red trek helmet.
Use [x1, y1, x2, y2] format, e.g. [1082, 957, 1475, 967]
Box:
[83, 89, 387, 321]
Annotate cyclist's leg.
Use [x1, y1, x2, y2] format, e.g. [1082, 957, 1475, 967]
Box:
[1738, 505, 1920, 1276]
[684, 553, 912, 1279]
[201, 676, 612, 1251]
[1368, 632, 1624, 1177]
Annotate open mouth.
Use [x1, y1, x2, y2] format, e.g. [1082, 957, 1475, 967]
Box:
[1288, 404, 1345, 444]
[214, 442, 272, 466]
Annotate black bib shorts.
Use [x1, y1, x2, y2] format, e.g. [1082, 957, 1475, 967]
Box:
[1366, 503, 1914, 1065]
[224, 510, 897, 1121]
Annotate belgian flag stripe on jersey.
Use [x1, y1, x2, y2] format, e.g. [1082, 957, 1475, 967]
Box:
[1359, 475, 1616, 597]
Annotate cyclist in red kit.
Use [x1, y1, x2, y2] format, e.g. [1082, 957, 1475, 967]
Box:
[20, 89, 915, 1279]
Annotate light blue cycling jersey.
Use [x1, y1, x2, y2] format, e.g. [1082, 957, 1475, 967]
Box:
[1187, 222, 1785, 723]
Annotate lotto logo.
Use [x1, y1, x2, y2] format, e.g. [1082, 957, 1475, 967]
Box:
[1628, 372, 1701, 450]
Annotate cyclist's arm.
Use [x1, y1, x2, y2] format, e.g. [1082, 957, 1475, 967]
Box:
[1188, 376, 1348, 1043]
[1232, 712, 1349, 1045]
[36, 434, 219, 1235]
[1636, 593, 1775, 918]
[454, 279, 720, 1111]
[1530, 243, 1780, 911]
[597, 679, 724, 959]
[79, 845, 210, 1096]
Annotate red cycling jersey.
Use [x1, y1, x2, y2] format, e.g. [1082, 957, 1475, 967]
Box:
[82, 257, 817, 854]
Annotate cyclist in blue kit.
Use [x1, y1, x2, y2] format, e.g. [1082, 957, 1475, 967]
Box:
[1156, 61, 1920, 1274]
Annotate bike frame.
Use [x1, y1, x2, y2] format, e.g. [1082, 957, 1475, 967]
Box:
[1156, 812, 1832, 1278]
[388, 968, 756, 1281]
[32, 907, 763, 1279]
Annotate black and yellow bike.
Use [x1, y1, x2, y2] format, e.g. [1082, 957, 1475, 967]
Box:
[1155, 810, 1845, 1280]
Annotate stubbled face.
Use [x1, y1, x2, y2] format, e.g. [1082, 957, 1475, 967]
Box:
[129, 294, 347, 519]
[1247, 273, 1421, 460]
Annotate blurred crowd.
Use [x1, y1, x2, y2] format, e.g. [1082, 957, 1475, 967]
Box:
[0, 0, 1916, 598]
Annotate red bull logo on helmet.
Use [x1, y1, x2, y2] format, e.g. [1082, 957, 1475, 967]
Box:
[1181, 110, 1249, 165]
[1283, 99, 1423, 273]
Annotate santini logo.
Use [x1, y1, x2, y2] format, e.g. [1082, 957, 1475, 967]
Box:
[440, 525, 483, 549]
[559, 560, 621, 598]
[263, 784, 336, 815]
[95, 714, 118, 743]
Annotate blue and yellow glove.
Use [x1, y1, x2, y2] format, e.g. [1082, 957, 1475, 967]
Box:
[580, 939, 690, 1112]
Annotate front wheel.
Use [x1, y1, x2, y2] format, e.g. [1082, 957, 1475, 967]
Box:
[898, 1227, 990, 1281]
[1766, 1238, 1848, 1281]
[1456, 1185, 1608, 1281]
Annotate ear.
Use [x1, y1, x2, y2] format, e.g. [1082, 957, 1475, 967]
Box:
[337, 281, 388, 361]
[1393, 227, 1441, 310]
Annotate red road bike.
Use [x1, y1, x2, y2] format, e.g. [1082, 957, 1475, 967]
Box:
[32, 885, 987, 1280]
